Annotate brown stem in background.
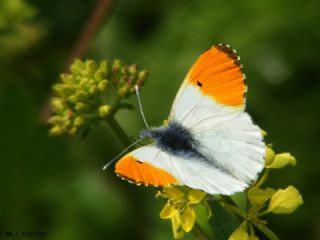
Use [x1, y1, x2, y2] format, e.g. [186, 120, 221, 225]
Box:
[40, 0, 112, 122]
[65, 0, 111, 70]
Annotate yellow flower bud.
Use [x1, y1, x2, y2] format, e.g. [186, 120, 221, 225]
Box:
[75, 102, 89, 112]
[51, 98, 64, 112]
[162, 119, 169, 126]
[268, 186, 303, 214]
[75, 91, 88, 101]
[161, 186, 185, 199]
[74, 116, 85, 127]
[49, 125, 64, 136]
[69, 127, 78, 136]
[48, 116, 63, 125]
[99, 60, 109, 75]
[68, 95, 77, 103]
[71, 59, 84, 74]
[79, 77, 89, 87]
[261, 129, 267, 137]
[85, 60, 97, 77]
[52, 83, 64, 94]
[265, 147, 275, 166]
[98, 80, 109, 92]
[118, 85, 130, 97]
[229, 223, 249, 240]
[99, 105, 112, 118]
[112, 59, 122, 73]
[129, 64, 138, 74]
[268, 153, 296, 169]
[60, 73, 72, 83]
[89, 86, 98, 95]
[138, 70, 148, 82]
[248, 187, 275, 205]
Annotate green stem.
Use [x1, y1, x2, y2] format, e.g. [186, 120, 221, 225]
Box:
[221, 195, 238, 206]
[258, 209, 270, 217]
[224, 204, 247, 219]
[106, 116, 131, 146]
[219, 196, 246, 222]
[192, 223, 212, 240]
[255, 168, 270, 188]
[251, 222, 279, 240]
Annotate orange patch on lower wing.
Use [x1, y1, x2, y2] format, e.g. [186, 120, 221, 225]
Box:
[115, 155, 178, 186]
[188, 44, 245, 108]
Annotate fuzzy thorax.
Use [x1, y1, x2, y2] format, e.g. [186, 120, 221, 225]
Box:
[140, 122, 204, 159]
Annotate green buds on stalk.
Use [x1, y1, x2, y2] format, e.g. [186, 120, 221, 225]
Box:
[48, 59, 148, 137]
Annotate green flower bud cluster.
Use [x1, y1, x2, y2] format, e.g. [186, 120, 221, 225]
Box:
[111, 59, 148, 98]
[49, 59, 148, 136]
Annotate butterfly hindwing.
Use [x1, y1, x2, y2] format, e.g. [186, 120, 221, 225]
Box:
[115, 146, 178, 187]
[115, 145, 248, 195]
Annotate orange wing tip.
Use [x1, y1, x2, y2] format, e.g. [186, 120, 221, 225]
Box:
[215, 43, 240, 63]
[115, 155, 178, 187]
[188, 43, 246, 108]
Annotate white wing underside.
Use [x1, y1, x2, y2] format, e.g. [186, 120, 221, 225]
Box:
[131, 146, 247, 195]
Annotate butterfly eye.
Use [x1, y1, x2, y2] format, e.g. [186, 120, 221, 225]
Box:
[197, 81, 203, 87]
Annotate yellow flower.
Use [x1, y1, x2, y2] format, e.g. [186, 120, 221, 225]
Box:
[157, 187, 206, 239]
[268, 186, 303, 214]
[248, 187, 275, 205]
[229, 223, 249, 240]
[99, 105, 112, 118]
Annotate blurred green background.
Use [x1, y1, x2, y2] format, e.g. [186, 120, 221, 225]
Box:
[1, 0, 319, 239]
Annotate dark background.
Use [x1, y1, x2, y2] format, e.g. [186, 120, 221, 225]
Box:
[1, 0, 319, 239]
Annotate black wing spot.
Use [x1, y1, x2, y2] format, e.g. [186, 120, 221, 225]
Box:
[136, 160, 143, 164]
[197, 81, 203, 87]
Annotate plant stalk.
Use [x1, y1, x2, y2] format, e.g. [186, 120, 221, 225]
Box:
[192, 223, 212, 240]
[255, 169, 270, 188]
[106, 116, 131, 146]
[252, 222, 279, 240]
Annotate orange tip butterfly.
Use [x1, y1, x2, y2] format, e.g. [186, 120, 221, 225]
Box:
[112, 44, 265, 195]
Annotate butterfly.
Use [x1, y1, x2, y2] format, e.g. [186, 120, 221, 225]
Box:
[114, 44, 265, 195]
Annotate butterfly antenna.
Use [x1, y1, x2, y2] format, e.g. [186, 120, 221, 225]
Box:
[102, 138, 144, 170]
[135, 85, 149, 128]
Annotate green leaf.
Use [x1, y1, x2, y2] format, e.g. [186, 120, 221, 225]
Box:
[208, 200, 241, 240]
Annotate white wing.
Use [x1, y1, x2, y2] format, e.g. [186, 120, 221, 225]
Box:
[129, 145, 247, 195]
[169, 83, 265, 187]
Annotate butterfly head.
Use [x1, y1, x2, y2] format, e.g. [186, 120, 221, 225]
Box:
[139, 127, 165, 140]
